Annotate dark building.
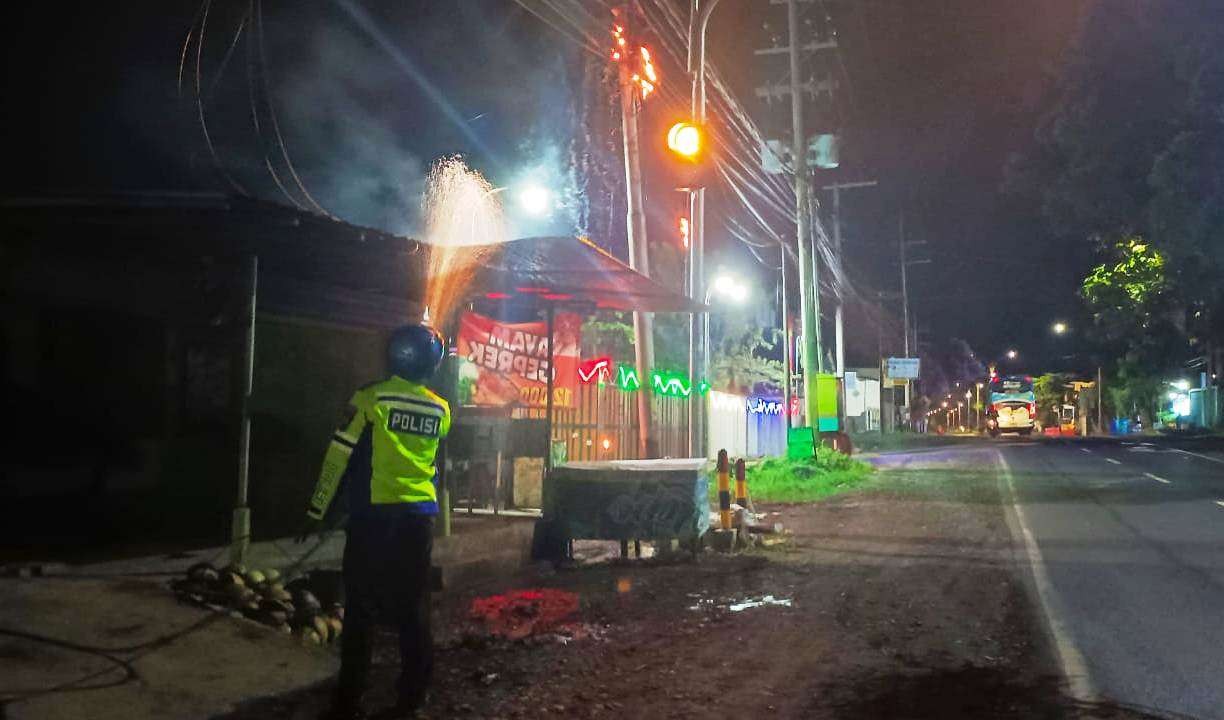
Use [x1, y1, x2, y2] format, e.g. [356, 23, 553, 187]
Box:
[1, 194, 423, 559]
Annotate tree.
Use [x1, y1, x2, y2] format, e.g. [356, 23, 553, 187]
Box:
[710, 325, 785, 395]
[1007, 2, 1224, 382]
[1080, 236, 1184, 367]
[581, 314, 636, 360]
[1081, 237, 1170, 339]
[1033, 373, 1072, 426]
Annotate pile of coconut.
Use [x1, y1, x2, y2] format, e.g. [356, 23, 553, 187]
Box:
[170, 563, 344, 646]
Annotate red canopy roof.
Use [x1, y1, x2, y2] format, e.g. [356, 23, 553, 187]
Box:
[473, 236, 705, 313]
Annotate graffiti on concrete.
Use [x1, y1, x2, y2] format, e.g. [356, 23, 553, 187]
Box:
[545, 470, 709, 541]
[604, 485, 699, 538]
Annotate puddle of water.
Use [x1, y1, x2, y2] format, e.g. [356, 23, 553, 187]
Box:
[686, 593, 793, 612]
[728, 595, 793, 612]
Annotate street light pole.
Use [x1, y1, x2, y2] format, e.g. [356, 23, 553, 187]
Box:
[824, 181, 877, 378]
[786, 0, 822, 429]
[686, 0, 720, 458]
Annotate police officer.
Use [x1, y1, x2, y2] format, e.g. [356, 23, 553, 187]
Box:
[301, 323, 450, 720]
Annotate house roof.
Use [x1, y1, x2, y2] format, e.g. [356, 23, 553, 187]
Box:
[2, 195, 702, 328]
[474, 236, 704, 314]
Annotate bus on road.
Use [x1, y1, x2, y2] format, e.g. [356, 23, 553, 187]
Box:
[986, 375, 1036, 437]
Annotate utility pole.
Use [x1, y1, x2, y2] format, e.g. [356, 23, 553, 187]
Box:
[686, 0, 720, 457]
[781, 247, 794, 429]
[788, 0, 821, 427]
[755, 0, 839, 431]
[231, 255, 258, 568]
[616, 8, 655, 458]
[900, 212, 909, 358]
[823, 180, 877, 377]
[1097, 365, 1104, 434]
[898, 210, 929, 415]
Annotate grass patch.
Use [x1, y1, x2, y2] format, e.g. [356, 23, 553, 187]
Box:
[714, 447, 875, 504]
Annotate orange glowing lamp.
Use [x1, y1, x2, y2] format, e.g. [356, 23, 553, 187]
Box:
[667, 122, 703, 159]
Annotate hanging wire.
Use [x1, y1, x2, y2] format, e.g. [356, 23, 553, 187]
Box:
[253, 0, 338, 219]
[243, 0, 304, 210]
[190, 0, 249, 196]
[206, 4, 250, 102]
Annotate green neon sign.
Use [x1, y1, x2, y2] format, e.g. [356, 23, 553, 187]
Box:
[697, 379, 710, 395]
[616, 364, 641, 391]
[651, 370, 692, 397]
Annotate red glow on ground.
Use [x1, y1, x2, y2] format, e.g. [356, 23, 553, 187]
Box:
[485, 292, 512, 300]
[468, 588, 580, 640]
[541, 293, 573, 301]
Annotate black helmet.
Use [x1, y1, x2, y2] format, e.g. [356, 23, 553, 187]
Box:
[387, 323, 445, 382]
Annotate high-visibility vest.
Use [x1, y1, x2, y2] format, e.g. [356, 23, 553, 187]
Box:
[308, 376, 451, 519]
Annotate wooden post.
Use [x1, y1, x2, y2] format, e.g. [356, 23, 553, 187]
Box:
[734, 457, 747, 508]
[545, 304, 556, 471]
[717, 449, 731, 530]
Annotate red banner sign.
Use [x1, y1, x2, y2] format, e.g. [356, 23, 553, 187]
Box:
[456, 311, 581, 407]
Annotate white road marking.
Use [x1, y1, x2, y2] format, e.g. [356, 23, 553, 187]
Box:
[1144, 472, 1171, 485]
[1080, 447, 1093, 453]
[1171, 448, 1224, 465]
[1215, 501, 1224, 509]
[998, 452, 1095, 702]
[1105, 458, 1122, 465]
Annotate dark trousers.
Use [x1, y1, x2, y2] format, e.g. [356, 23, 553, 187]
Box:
[337, 510, 434, 710]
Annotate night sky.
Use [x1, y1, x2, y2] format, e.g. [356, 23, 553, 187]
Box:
[3, 0, 1099, 376]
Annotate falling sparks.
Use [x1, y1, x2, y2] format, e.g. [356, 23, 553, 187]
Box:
[420, 157, 509, 330]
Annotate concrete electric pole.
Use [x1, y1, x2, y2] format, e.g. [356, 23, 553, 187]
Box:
[686, 0, 720, 458]
[823, 180, 877, 377]
[756, 0, 838, 431]
[897, 211, 929, 414]
[615, 9, 656, 458]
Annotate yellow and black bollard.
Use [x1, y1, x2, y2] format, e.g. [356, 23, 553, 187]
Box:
[717, 449, 731, 530]
[735, 458, 747, 508]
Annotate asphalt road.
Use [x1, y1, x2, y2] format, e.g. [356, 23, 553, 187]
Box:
[996, 435, 1224, 720]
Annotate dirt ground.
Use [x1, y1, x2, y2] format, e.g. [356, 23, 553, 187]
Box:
[223, 461, 1158, 720]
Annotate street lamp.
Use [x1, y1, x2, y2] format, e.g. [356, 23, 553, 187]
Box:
[666, 121, 703, 159]
[516, 184, 553, 216]
[685, 0, 724, 459]
[975, 382, 984, 431]
[1006, 349, 1018, 360]
[703, 272, 750, 385]
[693, 270, 749, 452]
[1052, 321, 1067, 335]
[709, 273, 750, 305]
[966, 389, 973, 429]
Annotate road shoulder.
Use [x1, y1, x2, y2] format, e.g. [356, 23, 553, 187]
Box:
[1, 576, 337, 720]
[224, 445, 1155, 719]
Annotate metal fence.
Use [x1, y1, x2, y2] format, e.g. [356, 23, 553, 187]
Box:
[513, 384, 689, 461]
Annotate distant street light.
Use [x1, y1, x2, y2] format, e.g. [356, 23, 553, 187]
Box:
[709, 273, 750, 304]
[1052, 322, 1067, 335]
[1006, 349, 1018, 360]
[701, 272, 751, 411]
